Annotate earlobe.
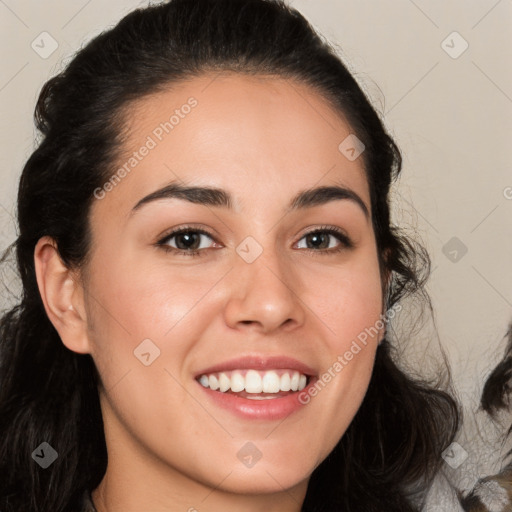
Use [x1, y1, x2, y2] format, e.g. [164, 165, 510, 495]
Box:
[34, 236, 91, 354]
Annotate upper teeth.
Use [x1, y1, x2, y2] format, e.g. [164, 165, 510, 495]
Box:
[198, 369, 308, 393]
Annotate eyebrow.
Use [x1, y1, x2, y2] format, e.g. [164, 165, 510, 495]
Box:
[130, 181, 369, 218]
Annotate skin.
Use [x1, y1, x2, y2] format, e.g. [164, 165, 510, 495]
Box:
[34, 73, 386, 512]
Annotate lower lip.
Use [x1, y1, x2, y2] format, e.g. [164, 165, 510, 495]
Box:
[196, 380, 315, 420]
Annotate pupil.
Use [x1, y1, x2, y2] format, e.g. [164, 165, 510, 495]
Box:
[308, 233, 327, 249]
[178, 233, 198, 250]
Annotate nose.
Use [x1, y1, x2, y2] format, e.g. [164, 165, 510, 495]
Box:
[223, 245, 306, 335]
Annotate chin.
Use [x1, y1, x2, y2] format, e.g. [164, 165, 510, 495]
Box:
[222, 465, 311, 495]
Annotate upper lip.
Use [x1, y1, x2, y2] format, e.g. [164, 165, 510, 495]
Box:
[195, 355, 317, 378]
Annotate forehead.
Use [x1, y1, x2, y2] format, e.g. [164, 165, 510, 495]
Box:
[96, 72, 370, 217]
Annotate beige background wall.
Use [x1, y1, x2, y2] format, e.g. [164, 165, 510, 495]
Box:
[1, 0, 511, 497]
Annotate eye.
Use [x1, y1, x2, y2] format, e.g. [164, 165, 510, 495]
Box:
[296, 226, 353, 254]
[157, 226, 218, 257]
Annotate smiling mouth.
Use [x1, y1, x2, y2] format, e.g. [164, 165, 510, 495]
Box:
[197, 369, 310, 399]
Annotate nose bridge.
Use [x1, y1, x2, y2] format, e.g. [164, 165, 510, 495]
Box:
[224, 233, 304, 332]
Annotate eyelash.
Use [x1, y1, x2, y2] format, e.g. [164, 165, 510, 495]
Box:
[156, 224, 354, 258]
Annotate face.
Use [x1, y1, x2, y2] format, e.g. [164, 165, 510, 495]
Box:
[80, 74, 384, 499]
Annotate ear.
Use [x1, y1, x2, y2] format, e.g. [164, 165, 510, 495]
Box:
[34, 236, 91, 354]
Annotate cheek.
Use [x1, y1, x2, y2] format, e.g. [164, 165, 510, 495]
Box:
[304, 256, 384, 346]
[85, 250, 209, 341]
[83, 250, 231, 396]
[295, 254, 383, 448]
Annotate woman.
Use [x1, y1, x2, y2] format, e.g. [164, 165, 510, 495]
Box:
[0, 0, 459, 510]
[460, 323, 512, 511]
